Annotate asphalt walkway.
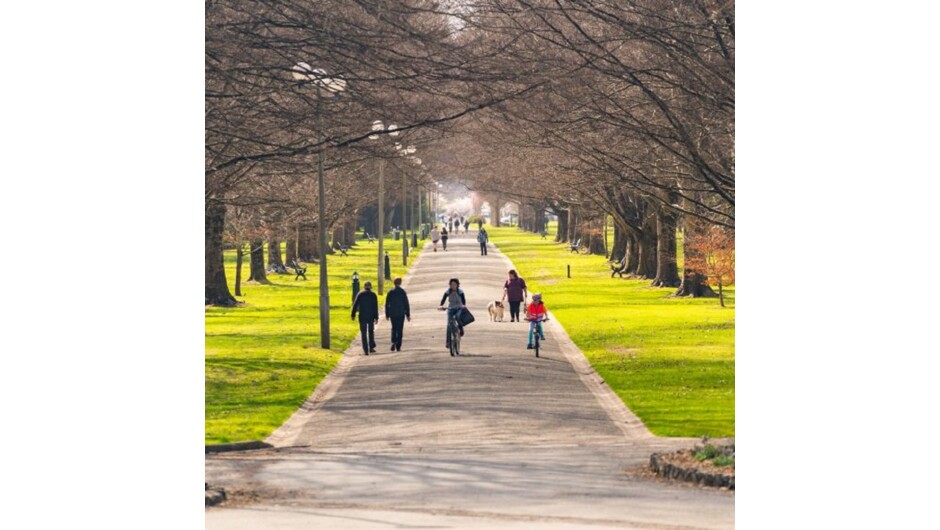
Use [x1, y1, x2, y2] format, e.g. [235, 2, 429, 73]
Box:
[206, 231, 734, 529]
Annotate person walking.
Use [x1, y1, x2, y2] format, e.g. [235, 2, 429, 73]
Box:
[351, 281, 379, 354]
[430, 225, 441, 252]
[501, 269, 528, 322]
[477, 227, 488, 256]
[464, 218, 470, 234]
[476, 218, 483, 231]
[441, 225, 449, 251]
[384, 277, 411, 351]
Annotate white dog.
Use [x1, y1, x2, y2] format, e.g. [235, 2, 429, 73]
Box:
[487, 300, 505, 322]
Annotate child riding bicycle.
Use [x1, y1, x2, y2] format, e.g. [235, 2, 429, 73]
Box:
[525, 293, 547, 349]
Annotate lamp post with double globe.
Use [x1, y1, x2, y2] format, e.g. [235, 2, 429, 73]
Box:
[292, 62, 346, 349]
[368, 120, 399, 294]
[395, 144, 417, 265]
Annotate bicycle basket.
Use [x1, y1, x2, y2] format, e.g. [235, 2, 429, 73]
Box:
[457, 308, 476, 327]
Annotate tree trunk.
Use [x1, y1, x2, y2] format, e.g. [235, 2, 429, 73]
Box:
[330, 225, 344, 250]
[343, 219, 356, 246]
[205, 201, 237, 306]
[675, 270, 718, 297]
[588, 219, 606, 255]
[268, 239, 285, 273]
[633, 232, 657, 279]
[247, 239, 270, 283]
[357, 206, 377, 238]
[610, 223, 627, 262]
[556, 209, 569, 243]
[235, 242, 244, 296]
[567, 208, 578, 243]
[285, 238, 297, 264]
[624, 234, 639, 273]
[718, 282, 725, 307]
[651, 209, 681, 287]
[534, 206, 547, 234]
[298, 223, 319, 262]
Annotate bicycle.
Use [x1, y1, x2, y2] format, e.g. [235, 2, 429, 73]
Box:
[525, 317, 549, 357]
[438, 307, 462, 356]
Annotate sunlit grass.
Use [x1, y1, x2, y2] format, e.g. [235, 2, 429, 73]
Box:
[205, 235, 415, 444]
[487, 223, 734, 437]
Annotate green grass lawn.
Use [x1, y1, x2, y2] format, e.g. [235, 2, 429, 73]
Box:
[205, 235, 416, 444]
[488, 223, 734, 438]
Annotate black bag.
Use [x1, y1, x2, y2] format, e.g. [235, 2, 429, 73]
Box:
[457, 308, 476, 327]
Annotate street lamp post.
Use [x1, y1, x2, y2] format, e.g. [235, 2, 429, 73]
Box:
[417, 183, 423, 241]
[408, 156, 422, 252]
[411, 186, 421, 248]
[436, 183, 443, 224]
[402, 160, 408, 264]
[409, 156, 422, 248]
[395, 144, 417, 265]
[293, 62, 346, 349]
[377, 157, 385, 293]
[369, 120, 399, 295]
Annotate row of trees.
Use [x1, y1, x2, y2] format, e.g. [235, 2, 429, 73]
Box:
[206, 0, 734, 305]
[428, 0, 735, 297]
[206, 0, 543, 305]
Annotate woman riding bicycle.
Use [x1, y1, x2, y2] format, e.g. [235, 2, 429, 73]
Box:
[525, 293, 547, 349]
[439, 278, 467, 349]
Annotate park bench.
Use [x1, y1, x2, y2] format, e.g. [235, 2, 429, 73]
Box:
[365, 232, 376, 244]
[539, 230, 548, 239]
[287, 259, 307, 281]
[569, 238, 582, 253]
[336, 244, 350, 256]
[610, 256, 628, 278]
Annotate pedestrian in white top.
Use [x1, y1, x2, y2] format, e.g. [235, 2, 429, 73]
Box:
[430, 226, 442, 252]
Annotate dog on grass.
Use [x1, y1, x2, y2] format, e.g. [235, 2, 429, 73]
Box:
[487, 300, 505, 322]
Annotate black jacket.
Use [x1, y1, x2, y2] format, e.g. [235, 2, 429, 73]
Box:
[384, 286, 411, 319]
[352, 290, 379, 322]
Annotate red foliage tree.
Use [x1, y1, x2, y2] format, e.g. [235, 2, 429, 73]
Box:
[685, 224, 735, 307]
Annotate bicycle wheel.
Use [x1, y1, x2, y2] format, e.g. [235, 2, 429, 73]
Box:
[448, 324, 455, 356]
[534, 335, 539, 357]
[452, 322, 461, 355]
[447, 321, 456, 356]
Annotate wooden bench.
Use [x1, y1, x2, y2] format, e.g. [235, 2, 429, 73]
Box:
[364, 232, 376, 244]
[569, 238, 582, 253]
[610, 256, 628, 278]
[336, 244, 350, 257]
[287, 259, 307, 281]
[539, 230, 548, 239]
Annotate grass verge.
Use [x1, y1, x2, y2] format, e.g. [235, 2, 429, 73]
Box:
[487, 224, 734, 437]
[205, 235, 416, 444]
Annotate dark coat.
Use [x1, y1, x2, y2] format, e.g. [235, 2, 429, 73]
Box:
[352, 289, 379, 322]
[385, 286, 411, 318]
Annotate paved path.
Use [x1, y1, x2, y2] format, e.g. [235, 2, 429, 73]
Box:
[206, 233, 734, 529]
